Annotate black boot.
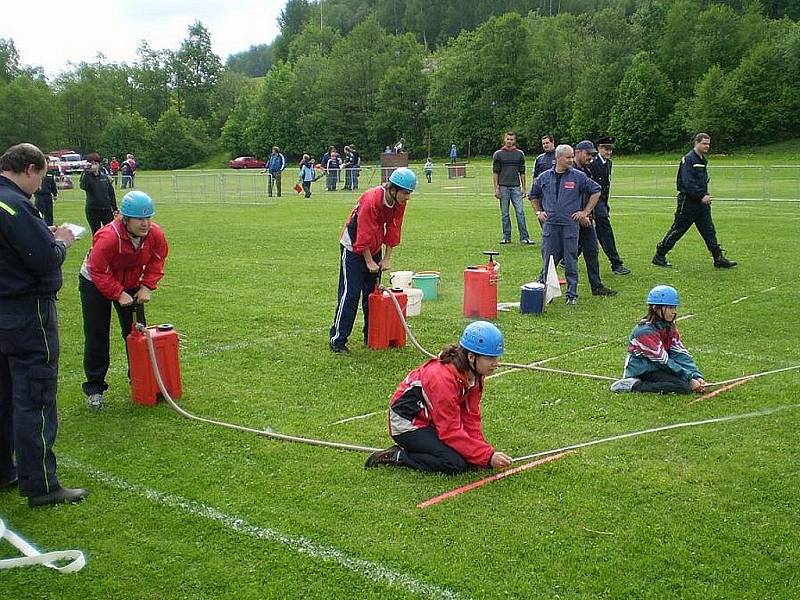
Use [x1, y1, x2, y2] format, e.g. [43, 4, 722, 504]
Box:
[28, 486, 89, 508]
[365, 446, 401, 468]
[713, 248, 737, 268]
[652, 253, 671, 267]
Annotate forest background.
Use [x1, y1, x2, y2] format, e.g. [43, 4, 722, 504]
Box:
[2, 0, 799, 169]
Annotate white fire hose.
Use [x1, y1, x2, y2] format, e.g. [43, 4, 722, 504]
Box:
[0, 518, 85, 573]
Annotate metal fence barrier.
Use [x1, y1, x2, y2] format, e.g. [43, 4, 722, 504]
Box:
[118, 163, 800, 205]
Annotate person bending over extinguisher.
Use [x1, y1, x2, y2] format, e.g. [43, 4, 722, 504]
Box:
[328, 167, 416, 354]
[78, 191, 169, 409]
[365, 321, 513, 474]
[610, 285, 706, 394]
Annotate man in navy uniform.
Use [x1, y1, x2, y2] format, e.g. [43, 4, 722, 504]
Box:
[588, 136, 630, 275]
[573, 141, 616, 297]
[532, 134, 556, 179]
[0, 143, 88, 508]
[653, 133, 736, 268]
[529, 144, 601, 305]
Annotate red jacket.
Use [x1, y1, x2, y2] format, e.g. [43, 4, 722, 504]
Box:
[340, 186, 405, 255]
[84, 219, 168, 300]
[389, 358, 494, 468]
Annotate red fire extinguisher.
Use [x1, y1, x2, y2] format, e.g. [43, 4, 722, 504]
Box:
[125, 306, 182, 406]
[463, 251, 500, 319]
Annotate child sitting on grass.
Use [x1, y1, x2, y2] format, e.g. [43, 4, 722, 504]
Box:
[611, 285, 706, 394]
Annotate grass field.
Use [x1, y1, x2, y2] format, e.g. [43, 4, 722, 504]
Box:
[2, 167, 799, 599]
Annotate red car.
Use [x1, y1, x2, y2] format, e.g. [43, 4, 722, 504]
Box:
[228, 156, 263, 169]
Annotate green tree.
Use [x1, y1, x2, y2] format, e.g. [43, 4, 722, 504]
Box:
[226, 44, 275, 77]
[609, 53, 673, 151]
[0, 75, 58, 150]
[0, 38, 20, 82]
[149, 108, 207, 169]
[131, 41, 172, 123]
[242, 61, 298, 156]
[287, 23, 342, 62]
[274, 0, 313, 59]
[172, 21, 222, 119]
[99, 113, 153, 164]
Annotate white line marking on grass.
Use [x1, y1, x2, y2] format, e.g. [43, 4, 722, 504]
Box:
[732, 296, 749, 304]
[760, 286, 777, 293]
[331, 411, 382, 425]
[62, 458, 468, 600]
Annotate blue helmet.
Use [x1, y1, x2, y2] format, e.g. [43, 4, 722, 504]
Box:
[647, 285, 680, 307]
[120, 191, 155, 218]
[388, 167, 417, 192]
[460, 321, 504, 357]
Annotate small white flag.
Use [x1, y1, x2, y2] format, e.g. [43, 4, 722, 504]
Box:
[544, 255, 562, 304]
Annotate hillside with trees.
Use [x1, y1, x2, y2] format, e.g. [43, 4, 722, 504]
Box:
[1, 0, 799, 168]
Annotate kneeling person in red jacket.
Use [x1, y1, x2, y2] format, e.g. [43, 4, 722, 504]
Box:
[366, 321, 513, 474]
[79, 191, 169, 409]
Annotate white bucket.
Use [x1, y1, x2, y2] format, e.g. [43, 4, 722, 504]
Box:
[389, 271, 415, 289]
[405, 288, 424, 317]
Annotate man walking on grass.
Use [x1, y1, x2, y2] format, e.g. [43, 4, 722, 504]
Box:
[653, 133, 736, 269]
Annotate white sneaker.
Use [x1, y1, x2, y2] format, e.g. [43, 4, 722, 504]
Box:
[610, 378, 640, 393]
[87, 393, 104, 409]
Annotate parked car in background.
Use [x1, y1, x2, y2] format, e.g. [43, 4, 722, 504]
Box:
[228, 156, 263, 169]
[48, 152, 89, 173]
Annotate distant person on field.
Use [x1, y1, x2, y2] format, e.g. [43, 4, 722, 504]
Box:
[110, 156, 120, 187]
[0, 142, 88, 508]
[34, 162, 59, 226]
[120, 154, 134, 189]
[80, 152, 117, 234]
[300, 154, 315, 198]
[449, 143, 457, 164]
[493, 131, 533, 246]
[265, 146, 286, 197]
[329, 167, 416, 353]
[326, 150, 342, 191]
[653, 133, 736, 269]
[79, 191, 169, 410]
[424, 158, 432, 183]
[349, 144, 361, 190]
[124, 154, 136, 188]
[587, 136, 630, 275]
[610, 285, 706, 394]
[342, 145, 355, 191]
[393, 137, 405, 154]
[365, 321, 513, 474]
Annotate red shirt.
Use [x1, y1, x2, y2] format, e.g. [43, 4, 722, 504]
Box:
[389, 358, 494, 467]
[339, 186, 406, 255]
[83, 219, 168, 300]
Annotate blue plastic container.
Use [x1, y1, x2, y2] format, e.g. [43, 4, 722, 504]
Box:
[520, 282, 545, 314]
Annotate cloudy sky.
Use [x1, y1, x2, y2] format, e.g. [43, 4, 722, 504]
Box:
[1, 1, 286, 79]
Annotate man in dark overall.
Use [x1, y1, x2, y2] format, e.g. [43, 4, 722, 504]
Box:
[587, 136, 630, 275]
[529, 144, 600, 305]
[653, 133, 736, 268]
[33, 163, 59, 226]
[0, 143, 88, 508]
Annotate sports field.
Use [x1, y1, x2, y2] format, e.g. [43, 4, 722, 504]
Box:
[2, 166, 799, 599]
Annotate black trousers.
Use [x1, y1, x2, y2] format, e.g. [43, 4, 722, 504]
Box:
[393, 427, 469, 474]
[329, 246, 380, 349]
[79, 275, 145, 396]
[633, 370, 691, 394]
[657, 195, 720, 256]
[302, 181, 312, 198]
[86, 206, 115, 234]
[594, 214, 623, 269]
[0, 297, 61, 497]
[34, 194, 54, 226]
